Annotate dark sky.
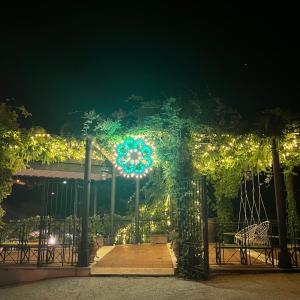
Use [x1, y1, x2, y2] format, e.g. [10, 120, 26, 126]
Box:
[0, 3, 299, 133]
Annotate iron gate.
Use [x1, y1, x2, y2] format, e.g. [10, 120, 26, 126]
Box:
[177, 177, 208, 279]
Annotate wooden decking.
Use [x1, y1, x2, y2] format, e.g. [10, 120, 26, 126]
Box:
[91, 244, 175, 276]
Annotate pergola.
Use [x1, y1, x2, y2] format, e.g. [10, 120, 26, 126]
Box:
[11, 138, 134, 267]
[14, 160, 111, 217]
[12, 144, 115, 267]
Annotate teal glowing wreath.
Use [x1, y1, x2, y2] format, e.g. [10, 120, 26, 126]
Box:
[114, 136, 154, 178]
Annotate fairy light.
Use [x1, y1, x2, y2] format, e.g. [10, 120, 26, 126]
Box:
[31, 133, 51, 138]
[94, 142, 114, 163]
[48, 235, 57, 245]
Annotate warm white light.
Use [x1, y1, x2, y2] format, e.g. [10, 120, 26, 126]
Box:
[48, 235, 57, 245]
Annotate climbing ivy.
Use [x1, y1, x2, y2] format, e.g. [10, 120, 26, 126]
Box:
[82, 98, 300, 278]
[0, 102, 105, 220]
[2, 98, 300, 279]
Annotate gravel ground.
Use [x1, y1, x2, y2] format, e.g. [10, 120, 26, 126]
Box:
[1, 273, 300, 300]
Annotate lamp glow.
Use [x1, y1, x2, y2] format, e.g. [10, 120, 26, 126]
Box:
[48, 235, 57, 245]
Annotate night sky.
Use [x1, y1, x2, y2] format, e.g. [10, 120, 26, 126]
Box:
[1, 3, 299, 133]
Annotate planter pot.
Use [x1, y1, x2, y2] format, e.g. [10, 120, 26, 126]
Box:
[150, 234, 168, 244]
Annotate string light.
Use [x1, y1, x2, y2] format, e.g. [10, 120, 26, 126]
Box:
[30, 133, 51, 138]
[93, 142, 115, 162]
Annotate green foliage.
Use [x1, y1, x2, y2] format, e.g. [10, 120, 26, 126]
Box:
[114, 195, 171, 244]
[82, 98, 188, 203]
[82, 97, 300, 278]
[0, 103, 27, 219]
[82, 110, 122, 143]
[190, 132, 270, 224]
[0, 215, 40, 242]
[0, 128, 88, 219]
[140, 98, 188, 201]
[2, 97, 300, 278]
[216, 196, 233, 227]
[280, 130, 300, 172]
[0, 102, 97, 220]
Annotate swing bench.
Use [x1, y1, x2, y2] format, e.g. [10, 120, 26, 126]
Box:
[234, 221, 270, 246]
[216, 172, 274, 265]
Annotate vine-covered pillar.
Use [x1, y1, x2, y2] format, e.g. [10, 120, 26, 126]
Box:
[271, 137, 291, 268]
[175, 136, 207, 279]
[78, 136, 92, 267]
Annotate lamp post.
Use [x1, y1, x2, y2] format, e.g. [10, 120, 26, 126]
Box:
[135, 178, 140, 244]
[110, 166, 116, 244]
[114, 136, 155, 244]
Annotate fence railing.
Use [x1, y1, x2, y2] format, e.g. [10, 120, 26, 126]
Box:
[0, 215, 170, 266]
[112, 217, 170, 244]
[0, 217, 81, 266]
[215, 220, 300, 267]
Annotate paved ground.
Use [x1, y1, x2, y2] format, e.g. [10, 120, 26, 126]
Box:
[95, 244, 173, 268]
[92, 244, 174, 275]
[1, 273, 299, 300]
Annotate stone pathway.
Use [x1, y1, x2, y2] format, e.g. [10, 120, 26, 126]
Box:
[1, 274, 300, 299]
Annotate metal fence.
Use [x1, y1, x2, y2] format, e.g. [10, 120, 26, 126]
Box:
[0, 214, 170, 266]
[215, 220, 300, 267]
[112, 217, 170, 244]
[0, 217, 81, 266]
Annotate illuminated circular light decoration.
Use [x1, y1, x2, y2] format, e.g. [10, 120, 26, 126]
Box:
[115, 136, 154, 178]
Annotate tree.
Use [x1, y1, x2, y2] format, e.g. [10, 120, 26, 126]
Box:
[0, 102, 29, 219]
[0, 101, 90, 220]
